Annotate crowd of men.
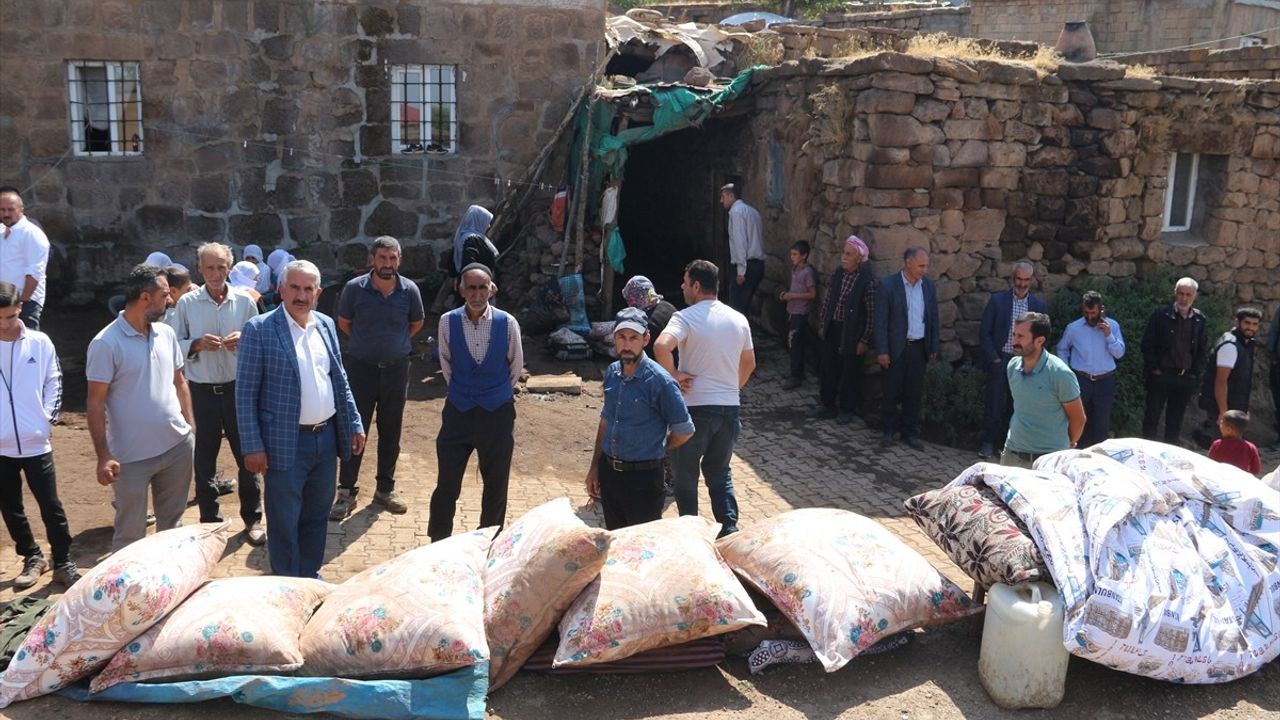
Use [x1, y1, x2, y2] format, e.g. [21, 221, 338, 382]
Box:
[1, 181, 1278, 591]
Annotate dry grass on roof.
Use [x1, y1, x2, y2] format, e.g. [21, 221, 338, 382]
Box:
[903, 33, 1062, 74]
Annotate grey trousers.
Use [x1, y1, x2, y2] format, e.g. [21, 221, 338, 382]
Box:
[998, 448, 1038, 470]
[112, 434, 194, 552]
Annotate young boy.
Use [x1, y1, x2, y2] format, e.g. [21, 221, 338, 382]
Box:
[1208, 410, 1262, 475]
[779, 241, 817, 390]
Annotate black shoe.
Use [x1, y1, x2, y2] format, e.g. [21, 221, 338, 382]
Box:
[1269, 440, 1280, 453]
[807, 406, 837, 419]
[836, 411, 854, 425]
[977, 442, 994, 459]
[401, 143, 425, 155]
[880, 434, 894, 448]
[782, 377, 803, 390]
[52, 561, 82, 587]
[905, 436, 924, 451]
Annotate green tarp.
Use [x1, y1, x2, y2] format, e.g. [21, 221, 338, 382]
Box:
[569, 66, 764, 273]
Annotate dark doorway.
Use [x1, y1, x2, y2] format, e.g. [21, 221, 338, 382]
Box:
[614, 116, 751, 307]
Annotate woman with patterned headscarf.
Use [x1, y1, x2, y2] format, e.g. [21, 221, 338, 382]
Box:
[622, 275, 677, 357]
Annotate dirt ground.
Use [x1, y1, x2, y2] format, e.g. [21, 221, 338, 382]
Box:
[0, 306, 1276, 719]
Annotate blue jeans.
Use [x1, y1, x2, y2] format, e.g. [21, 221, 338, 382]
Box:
[264, 425, 337, 578]
[672, 405, 740, 534]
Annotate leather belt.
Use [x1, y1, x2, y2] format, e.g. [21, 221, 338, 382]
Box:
[1074, 369, 1115, 382]
[298, 418, 332, 433]
[354, 356, 411, 369]
[603, 455, 664, 472]
[192, 381, 234, 395]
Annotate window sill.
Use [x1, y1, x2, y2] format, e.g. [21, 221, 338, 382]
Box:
[1158, 231, 1208, 248]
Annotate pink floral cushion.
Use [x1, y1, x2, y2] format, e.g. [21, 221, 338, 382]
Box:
[0, 523, 231, 707]
[553, 515, 765, 667]
[299, 528, 496, 679]
[903, 483, 1050, 588]
[716, 508, 974, 672]
[90, 577, 333, 692]
[485, 498, 611, 690]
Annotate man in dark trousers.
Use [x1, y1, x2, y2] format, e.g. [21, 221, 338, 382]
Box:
[1267, 313, 1280, 452]
[429, 263, 523, 541]
[976, 261, 1047, 458]
[808, 235, 875, 426]
[874, 247, 940, 450]
[585, 308, 694, 529]
[1197, 307, 1262, 445]
[331, 236, 425, 520]
[1140, 277, 1208, 445]
[236, 259, 365, 578]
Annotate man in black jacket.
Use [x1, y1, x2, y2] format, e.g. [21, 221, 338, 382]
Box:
[1267, 313, 1280, 452]
[807, 236, 875, 426]
[1140, 277, 1208, 445]
[1196, 307, 1262, 445]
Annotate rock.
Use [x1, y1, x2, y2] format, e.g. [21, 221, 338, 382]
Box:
[822, 159, 866, 188]
[1022, 170, 1070, 196]
[857, 89, 917, 115]
[525, 373, 582, 395]
[1028, 146, 1078, 167]
[940, 209, 965, 236]
[844, 206, 911, 227]
[872, 72, 935, 95]
[988, 142, 1027, 167]
[943, 118, 1000, 140]
[960, 208, 1006, 249]
[1101, 130, 1138, 157]
[1056, 62, 1126, 81]
[934, 168, 980, 188]
[866, 164, 933, 189]
[868, 113, 932, 147]
[956, 290, 988, 320]
[864, 225, 930, 261]
[1087, 108, 1123, 130]
[853, 188, 931, 208]
[932, 58, 979, 83]
[912, 98, 951, 123]
[1004, 121, 1041, 144]
[951, 140, 989, 167]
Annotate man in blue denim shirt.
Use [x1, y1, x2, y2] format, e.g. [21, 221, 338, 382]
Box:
[586, 308, 694, 530]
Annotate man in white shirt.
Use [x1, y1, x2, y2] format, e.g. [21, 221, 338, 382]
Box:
[655, 259, 756, 537]
[236, 260, 364, 578]
[171, 243, 263, 544]
[0, 281, 79, 588]
[87, 264, 196, 552]
[720, 184, 764, 315]
[0, 187, 51, 330]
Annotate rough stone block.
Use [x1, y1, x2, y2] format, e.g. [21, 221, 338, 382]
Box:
[943, 118, 1000, 141]
[932, 58, 978, 84]
[951, 140, 988, 168]
[1004, 121, 1040, 144]
[934, 168, 980, 188]
[1101, 130, 1138, 158]
[866, 163, 933, 189]
[856, 89, 916, 114]
[872, 72, 934, 95]
[930, 188, 965, 210]
[1028, 146, 1077, 168]
[1087, 108, 1123, 131]
[868, 113, 931, 147]
[1056, 62, 1126, 82]
[189, 175, 231, 213]
[960, 208, 1005, 248]
[864, 225, 928, 261]
[912, 98, 950, 123]
[844, 206, 911, 227]
[229, 212, 284, 244]
[364, 200, 419, 238]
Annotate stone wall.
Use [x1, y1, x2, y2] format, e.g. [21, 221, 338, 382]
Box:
[735, 54, 1279, 367]
[819, 5, 969, 35]
[969, 0, 1280, 53]
[631, 2, 771, 24]
[1119, 44, 1280, 80]
[0, 0, 605, 304]
[774, 23, 1042, 63]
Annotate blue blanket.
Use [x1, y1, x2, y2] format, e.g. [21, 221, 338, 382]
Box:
[58, 663, 488, 719]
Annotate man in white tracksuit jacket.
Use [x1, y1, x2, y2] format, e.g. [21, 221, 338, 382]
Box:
[0, 280, 79, 589]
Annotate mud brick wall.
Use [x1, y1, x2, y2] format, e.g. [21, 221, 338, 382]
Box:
[968, 0, 1280, 53]
[1120, 44, 1280, 80]
[0, 0, 605, 304]
[738, 54, 1279, 367]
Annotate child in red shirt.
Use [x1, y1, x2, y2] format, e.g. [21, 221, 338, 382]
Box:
[1208, 410, 1262, 475]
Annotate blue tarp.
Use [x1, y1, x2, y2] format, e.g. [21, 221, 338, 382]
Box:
[58, 663, 489, 720]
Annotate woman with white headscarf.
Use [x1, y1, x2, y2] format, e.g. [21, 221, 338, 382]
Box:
[228, 260, 267, 313]
[243, 244, 272, 294]
[451, 205, 498, 275]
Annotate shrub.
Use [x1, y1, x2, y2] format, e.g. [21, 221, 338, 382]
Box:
[1046, 270, 1232, 437]
[921, 361, 987, 445]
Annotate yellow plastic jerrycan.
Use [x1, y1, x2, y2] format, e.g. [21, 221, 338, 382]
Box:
[978, 581, 1069, 709]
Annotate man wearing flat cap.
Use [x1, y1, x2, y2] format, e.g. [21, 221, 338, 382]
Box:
[586, 308, 694, 529]
[428, 263, 523, 541]
[809, 235, 876, 426]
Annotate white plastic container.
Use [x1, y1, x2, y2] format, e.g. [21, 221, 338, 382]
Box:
[978, 581, 1069, 709]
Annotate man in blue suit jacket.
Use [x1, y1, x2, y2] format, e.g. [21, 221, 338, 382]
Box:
[874, 247, 939, 450]
[976, 261, 1047, 458]
[237, 259, 365, 578]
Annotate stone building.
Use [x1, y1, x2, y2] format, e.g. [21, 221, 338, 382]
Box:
[967, 0, 1280, 51]
[0, 0, 605, 304]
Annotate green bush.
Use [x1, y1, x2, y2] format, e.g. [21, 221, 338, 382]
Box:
[1046, 270, 1232, 437]
[921, 360, 987, 445]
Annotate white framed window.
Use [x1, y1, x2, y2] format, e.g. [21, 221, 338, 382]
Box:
[67, 61, 144, 156]
[390, 64, 457, 155]
[1162, 152, 1199, 232]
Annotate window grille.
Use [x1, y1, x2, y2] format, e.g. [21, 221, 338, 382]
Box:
[390, 64, 457, 155]
[67, 61, 144, 156]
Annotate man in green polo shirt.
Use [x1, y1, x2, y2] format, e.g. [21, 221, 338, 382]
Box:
[1002, 312, 1086, 469]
